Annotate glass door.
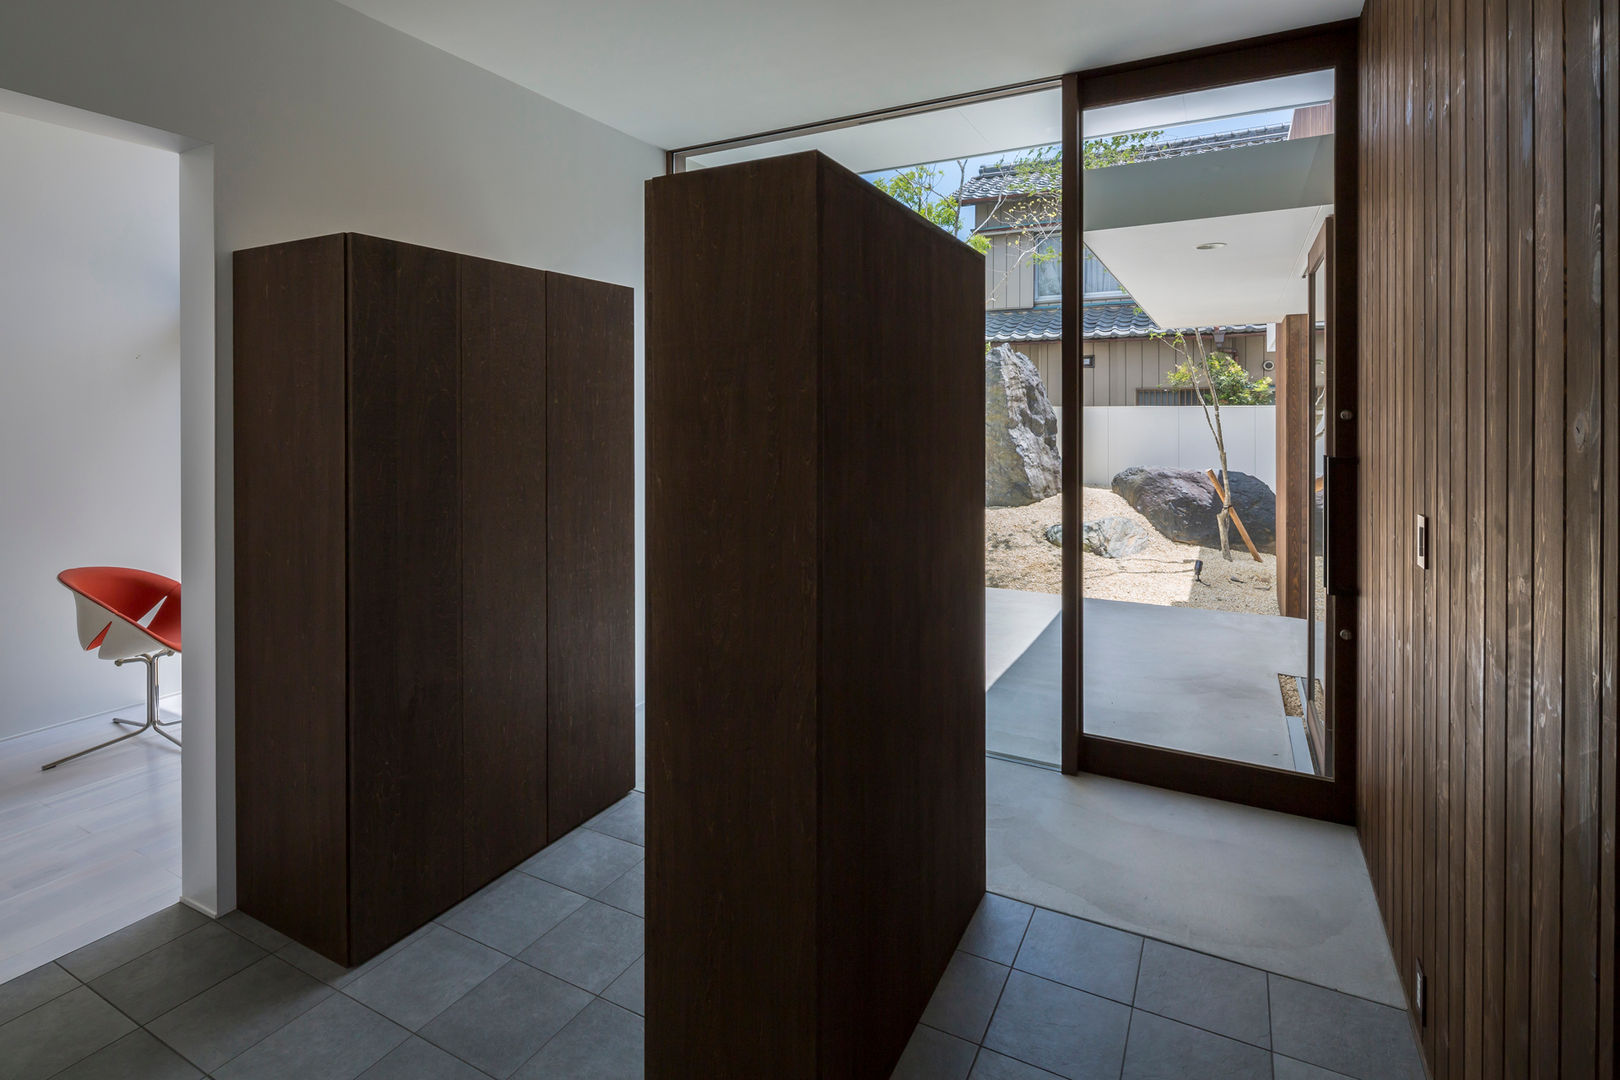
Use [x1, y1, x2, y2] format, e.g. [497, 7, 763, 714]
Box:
[1068, 26, 1358, 821]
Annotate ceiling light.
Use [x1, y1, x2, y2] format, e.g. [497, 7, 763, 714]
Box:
[1195, 242, 1227, 251]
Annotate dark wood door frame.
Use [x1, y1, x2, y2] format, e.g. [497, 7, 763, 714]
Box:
[1060, 22, 1361, 824]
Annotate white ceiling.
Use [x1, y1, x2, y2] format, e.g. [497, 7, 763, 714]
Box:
[334, 0, 1362, 150]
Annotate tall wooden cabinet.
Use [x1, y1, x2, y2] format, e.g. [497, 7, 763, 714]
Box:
[234, 233, 633, 967]
[646, 152, 987, 1078]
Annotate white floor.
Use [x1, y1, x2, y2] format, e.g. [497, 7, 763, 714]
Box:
[0, 700, 182, 985]
[986, 756, 1405, 1007]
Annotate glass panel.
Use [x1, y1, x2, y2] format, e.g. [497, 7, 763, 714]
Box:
[689, 87, 1067, 767]
[1306, 256, 1331, 773]
[1079, 70, 1336, 777]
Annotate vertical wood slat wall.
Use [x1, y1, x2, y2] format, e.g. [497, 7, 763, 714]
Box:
[1357, 1, 1617, 1075]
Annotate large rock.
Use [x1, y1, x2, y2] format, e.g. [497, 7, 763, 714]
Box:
[985, 344, 1061, 506]
[1080, 516, 1151, 558]
[1111, 466, 1277, 553]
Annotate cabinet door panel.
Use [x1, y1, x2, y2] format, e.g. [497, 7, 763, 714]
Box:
[346, 234, 463, 961]
[546, 273, 635, 840]
[460, 255, 549, 889]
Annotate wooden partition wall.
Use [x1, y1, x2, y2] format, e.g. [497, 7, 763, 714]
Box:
[1358, 1, 1617, 1076]
[234, 234, 634, 966]
[645, 152, 986, 1078]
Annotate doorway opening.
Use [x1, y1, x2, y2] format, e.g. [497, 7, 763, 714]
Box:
[0, 91, 216, 982]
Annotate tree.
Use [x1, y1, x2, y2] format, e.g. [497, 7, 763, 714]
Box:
[867, 130, 1163, 298]
[1156, 334, 1275, 560]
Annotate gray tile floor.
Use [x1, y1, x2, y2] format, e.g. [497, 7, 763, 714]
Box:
[897, 893, 1426, 1080]
[0, 785, 1422, 1080]
[0, 793, 647, 1080]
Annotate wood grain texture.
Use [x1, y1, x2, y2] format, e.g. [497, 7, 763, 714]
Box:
[545, 271, 635, 841]
[814, 154, 985, 1077]
[1274, 313, 1311, 620]
[233, 235, 350, 964]
[345, 234, 465, 962]
[459, 255, 549, 890]
[645, 152, 984, 1079]
[1358, 3, 1617, 1075]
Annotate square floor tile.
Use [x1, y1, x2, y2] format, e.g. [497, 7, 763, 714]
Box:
[519, 829, 644, 896]
[218, 910, 293, 952]
[278, 927, 431, 989]
[1133, 940, 1270, 1048]
[0, 961, 78, 1026]
[88, 922, 265, 1023]
[1013, 909, 1143, 1005]
[921, 951, 1010, 1043]
[146, 955, 332, 1071]
[357, 1036, 489, 1079]
[958, 894, 1035, 966]
[0, 985, 135, 1080]
[518, 900, 644, 994]
[602, 955, 644, 1016]
[436, 872, 589, 956]
[58, 903, 209, 981]
[583, 792, 645, 846]
[1268, 975, 1424, 1080]
[419, 960, 592, 1078]
[513, 997, 643, 1079]
[214, 995, 408, 1080]
[594, 862, 645, 917]
[1122, 1010, 1271, 1079]
[343, 925, 506, 1031]
[982, 971, 1131, 1080]
[970, 1049, 1065, 1079]
[890, 1024, 977, 1080]
[51, 1029, 202, 1080]
[1272, 1056, 1353, 1079]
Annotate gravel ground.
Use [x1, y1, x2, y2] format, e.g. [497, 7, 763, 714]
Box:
[985, 487, 1327, 621]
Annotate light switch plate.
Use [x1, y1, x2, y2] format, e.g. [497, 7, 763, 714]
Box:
[1415, 514, 1429, 570]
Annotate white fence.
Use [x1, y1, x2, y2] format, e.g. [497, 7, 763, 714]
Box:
[1076, 405, 1278, 491]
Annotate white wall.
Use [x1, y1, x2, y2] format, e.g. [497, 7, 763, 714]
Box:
[0, 112, 181, 741]
[1082, 405, 1278, 491]
[0, 0, 664, 915]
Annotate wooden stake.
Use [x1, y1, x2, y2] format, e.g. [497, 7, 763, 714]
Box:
[1205, 468, 1263, 562]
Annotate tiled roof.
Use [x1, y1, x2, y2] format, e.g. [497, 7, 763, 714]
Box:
[986, 303, 1269, 343]
[957, 123, 1291, 203]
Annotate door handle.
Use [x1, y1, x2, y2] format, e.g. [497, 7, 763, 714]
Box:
[1323, 456, 1358, 598]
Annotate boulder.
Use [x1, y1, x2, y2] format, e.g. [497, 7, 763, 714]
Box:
[985, 344, 1061, 507]
[1044, 523, 1063, 546]
[1111, 466, 1277, 553]
[1080, 516, 1151, 558]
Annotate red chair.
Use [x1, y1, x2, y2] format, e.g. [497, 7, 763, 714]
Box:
[45, 567, 183, 771]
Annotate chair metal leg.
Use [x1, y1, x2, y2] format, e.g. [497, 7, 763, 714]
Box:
[41, 650, 179, 771]
[41, 727, 146, 770]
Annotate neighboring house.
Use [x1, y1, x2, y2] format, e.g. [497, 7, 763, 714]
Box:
[959, 125, 1292, 407]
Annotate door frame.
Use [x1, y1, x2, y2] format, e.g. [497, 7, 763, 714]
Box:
[1060, 22, 1360, 823]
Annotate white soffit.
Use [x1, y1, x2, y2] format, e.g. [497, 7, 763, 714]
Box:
[1083, 136, 1334, 326]
[685, 88, 1061, 175]
[1087, 206, 1330, 327]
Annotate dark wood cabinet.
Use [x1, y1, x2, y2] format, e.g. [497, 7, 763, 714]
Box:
[645, 152, 986, 1078]
[234, 234, 633, 967]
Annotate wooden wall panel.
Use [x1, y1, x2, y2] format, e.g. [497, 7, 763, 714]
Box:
[646, 154, 824, 1076]
[646, 151, 985, 1079]
[233, 236, 350, 963]
[1357, 3, 1617, 1076]
[545, 272, 636, 841]
[459, 256, 549, 890]
[816, 155, 985, 1076]
[345, 235, 465, 962]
